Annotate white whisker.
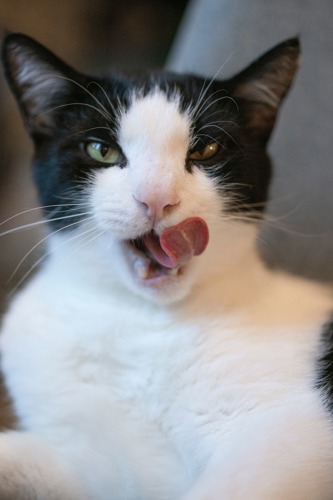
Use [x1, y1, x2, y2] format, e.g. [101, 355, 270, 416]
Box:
[40, 102, 112, 124]
[0, 211, 93, 238]
[86, 81, 119, 117]
[65, 227, 107, 260]
[197, 123, 241, 150]
[0, 202, 92, 229]
[7, 220, 98, 295]
[68, 126, 113, 139]
[6, 215, 95, 284]
[190, 52, 235, 120]
[56, 75, 113, 121]
[193, 91, 236, 124]
[195, 94, 239, 125]
[196, 119, 238, 134]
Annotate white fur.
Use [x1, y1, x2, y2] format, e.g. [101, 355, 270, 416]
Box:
[1, 91, 333, 499]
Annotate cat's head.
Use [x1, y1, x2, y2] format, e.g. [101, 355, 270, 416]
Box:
[2, 34, 299, 304]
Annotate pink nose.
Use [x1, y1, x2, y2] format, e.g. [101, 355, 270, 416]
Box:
[134, 190, 180, 224]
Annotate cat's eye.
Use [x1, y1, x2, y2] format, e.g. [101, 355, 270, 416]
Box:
[85, 141, 123, 165]
[188, 142, 219, 161]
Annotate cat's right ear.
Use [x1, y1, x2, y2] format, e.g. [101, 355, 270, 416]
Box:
[229, 38, 300, 142]
[2, 33, 79, 135]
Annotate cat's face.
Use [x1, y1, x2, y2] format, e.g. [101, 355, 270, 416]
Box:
[2, 34, 299, 304]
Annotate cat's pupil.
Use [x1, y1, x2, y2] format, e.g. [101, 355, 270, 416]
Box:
[99, 144, 109, 157]
[89, 142, 108, 157]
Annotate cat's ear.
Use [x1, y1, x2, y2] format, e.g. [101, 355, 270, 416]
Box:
[230, 38, 300, 140]
[2, 33, 80, 135]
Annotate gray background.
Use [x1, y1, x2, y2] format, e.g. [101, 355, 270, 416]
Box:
[169, 0, 333, 282]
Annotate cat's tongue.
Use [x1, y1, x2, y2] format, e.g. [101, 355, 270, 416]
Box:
[143, 217, 209, 269]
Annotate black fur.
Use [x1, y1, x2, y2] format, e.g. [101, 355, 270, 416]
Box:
[2, 34, 299, 230]
[316, 318, 333, 412]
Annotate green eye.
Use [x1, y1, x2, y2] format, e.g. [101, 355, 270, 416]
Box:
[85, 141, 123, 165]
[189, 142, 219, 161]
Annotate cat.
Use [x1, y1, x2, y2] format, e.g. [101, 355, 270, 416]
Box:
[0, 31, 333, 500]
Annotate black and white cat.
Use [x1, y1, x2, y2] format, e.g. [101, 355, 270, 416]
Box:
[1, 32, 333, 499]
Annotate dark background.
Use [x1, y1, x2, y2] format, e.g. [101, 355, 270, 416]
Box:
[0, 0, 188, 312]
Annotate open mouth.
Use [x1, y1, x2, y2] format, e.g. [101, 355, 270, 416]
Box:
[126, 217, 210, 282]
[129, 232, 181, 280]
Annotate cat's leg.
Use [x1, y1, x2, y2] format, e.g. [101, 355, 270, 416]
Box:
[0, 431, 85, 499]
[182, 398, 333, 500]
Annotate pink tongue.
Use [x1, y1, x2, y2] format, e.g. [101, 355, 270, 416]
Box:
[143, 217, 209, 269]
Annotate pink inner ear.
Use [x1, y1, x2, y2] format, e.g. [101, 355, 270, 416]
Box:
[143, 217, 209, 269]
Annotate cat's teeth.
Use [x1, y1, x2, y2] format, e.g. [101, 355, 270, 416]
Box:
[134, 257, 179, 279]
[134, 259, 150, 279]
[167, 267, 179, 276]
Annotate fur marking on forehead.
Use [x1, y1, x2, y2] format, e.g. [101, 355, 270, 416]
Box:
[118, 90, 191, 155]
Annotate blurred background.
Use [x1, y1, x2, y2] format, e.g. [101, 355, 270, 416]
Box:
[1, 0, 333, 314]
[0, 0, 188, 312]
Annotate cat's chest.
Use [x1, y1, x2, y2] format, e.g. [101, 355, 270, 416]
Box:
[6, 286, 321, 414]
[58, 301, 320, 428]
[1, 278, 328, 494]
[56, 309, 250, 468]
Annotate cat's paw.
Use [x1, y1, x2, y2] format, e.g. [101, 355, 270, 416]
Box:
[0, 431, 84, 500]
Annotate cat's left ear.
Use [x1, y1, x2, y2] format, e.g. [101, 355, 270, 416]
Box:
[230, 38, 300, 140]
[2, 33, 81, 136]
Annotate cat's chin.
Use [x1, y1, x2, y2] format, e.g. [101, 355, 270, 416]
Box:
[121, 239, 194, 304]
